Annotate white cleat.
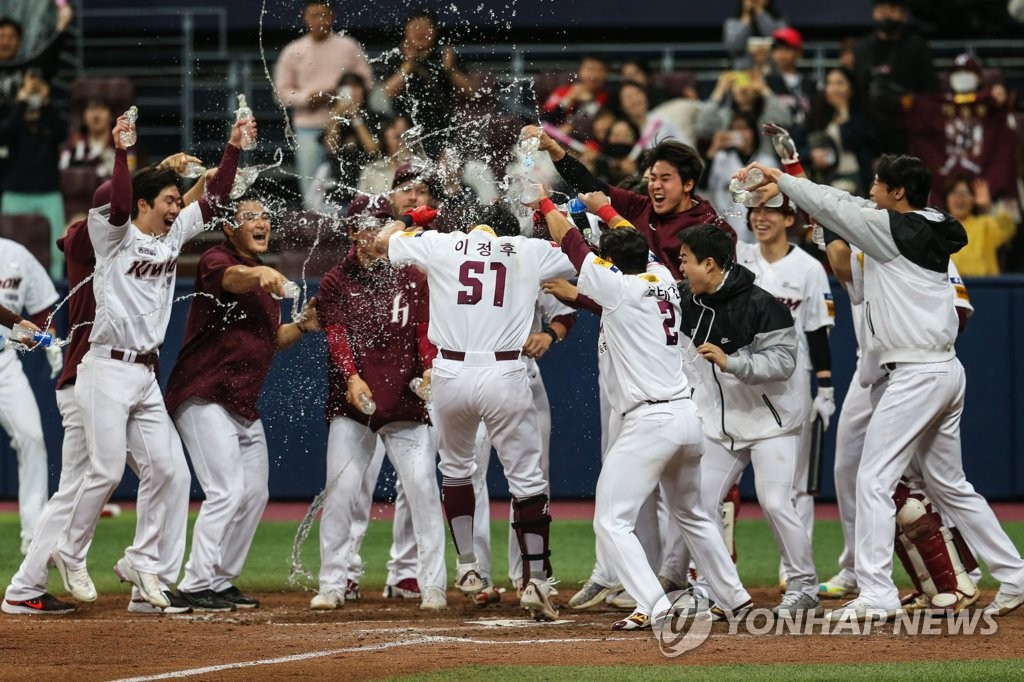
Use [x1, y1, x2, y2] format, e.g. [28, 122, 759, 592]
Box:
[419, 586, 448, 611]
[114, 557, 168, 608]
[51, 551, 97, 603]
[520, 577, 559, 622]
[309, 590, 344, 610]
[455, 560, 483, 596]
[982, 588, 1024, 617]
[826, 598, 899, 623]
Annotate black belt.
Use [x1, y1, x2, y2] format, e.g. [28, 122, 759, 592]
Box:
[645, 400, 669, 406]
[110, 349, 159, 368]
[440, 349, 521, 361]
[883, 362, 896, 371]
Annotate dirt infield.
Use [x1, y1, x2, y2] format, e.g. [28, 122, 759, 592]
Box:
[3, 588, 1021, 681]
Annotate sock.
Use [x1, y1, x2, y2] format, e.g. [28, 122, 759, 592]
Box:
[442, 476, 476, 557]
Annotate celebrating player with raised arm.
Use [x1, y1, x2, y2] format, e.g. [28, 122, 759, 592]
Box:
[50, 111, 249, 609]
[532, 189, 752, 630]
[375, 202, 576, 621]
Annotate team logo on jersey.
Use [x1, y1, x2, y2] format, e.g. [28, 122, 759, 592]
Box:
[593, 257, 619, 272]
[400, 230, 423, 238]
[126, 258, 178, 279]
[390, 294, 410, 326]
[137, 245, 158, 257]
[824, 291, 835, 317]
[0, 277, 22, 289]
[776, 296, 802, 312]
[639, 273, 659, 283]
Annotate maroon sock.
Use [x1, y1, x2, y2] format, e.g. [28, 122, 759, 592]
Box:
[442, 476, 476, 560]
[512, 494, 552, 586]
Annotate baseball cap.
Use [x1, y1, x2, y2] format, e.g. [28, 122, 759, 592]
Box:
[347, 194, 393, 220]
[391, 163, 421, 190]
[772, 27, 803, 52]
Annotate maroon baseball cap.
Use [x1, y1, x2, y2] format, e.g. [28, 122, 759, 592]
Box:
[347, 194, 393, 220]
[391, 163, 421, 189]
[773, 27, 803, 52]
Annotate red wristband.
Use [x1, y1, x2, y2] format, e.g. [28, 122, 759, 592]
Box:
[539, 198, 557, 215]
[596, 204, 618, 224]
[784, 161, 804, 176]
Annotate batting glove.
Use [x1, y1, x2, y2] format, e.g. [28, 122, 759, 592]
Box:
[46, 343, 63, 379]
[811, 386, 836, 430]
[404, 205, 438, 227]
[762, 122, 799, 165]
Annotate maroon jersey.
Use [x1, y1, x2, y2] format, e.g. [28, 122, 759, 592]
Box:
[317, 250, 431, 430]
[608, 185, 735, 281]
[164, 243, 280, 421]
[54, 219, 97, 390]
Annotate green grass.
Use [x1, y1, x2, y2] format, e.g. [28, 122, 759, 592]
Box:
[393, 660, 1024, 682]
[2, 512, 1021, 594]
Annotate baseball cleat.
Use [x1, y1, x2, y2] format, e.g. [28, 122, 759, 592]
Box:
[710, 599, 753, 622]
[51, 551, 97, 603]
[928, 590, 979, 614]
[419, 586, 448, 611]
[670, 588, 711, 621]
[474, 578, 501, 607]
[606, 588, 636, 610]
[128, 590, 192, 615]
[657, 575, 687, 594]
[900, 591, 930, 612]
[818, 574, 859, 600]
[2, 593, 76, 615]
[345, 579, 360, 602]
[217, 586, 260, 609]
[455, 560, 484, 596]
[382, 578, 421, 599]
[178, 589, 235, 612]
[309, 589, 344, 610]
[826, 598, 900, 623]
[520, 577, 558, 622]
[611, 611, 651, 631]
[114, 557, 168, 608]
[982, 588, 1024, 617]
[772, 591, 822, 617]
[568, 580, 614, 610]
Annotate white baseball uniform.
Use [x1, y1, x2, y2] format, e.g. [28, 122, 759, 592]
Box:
[54, 200, 205, 576]
[0, 238, 57, 551]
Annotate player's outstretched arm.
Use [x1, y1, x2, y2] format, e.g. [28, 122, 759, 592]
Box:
[197, 119, 251, 222]
[522, 124, 608, 195]
[108, 115, 133, 226]
[277, 297, 321, 350]
[0, 303, 24, 329]
[222, 264, 289, 298]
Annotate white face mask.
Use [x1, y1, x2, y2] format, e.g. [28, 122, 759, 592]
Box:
[949, 71, 979, 94]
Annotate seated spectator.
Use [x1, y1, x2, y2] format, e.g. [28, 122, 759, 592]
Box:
[539, 54, 609, 132]
[765, 27, 815, 131]
[700, 113, 778, 242]
[805, 67, 873, 196]
[945, 176, 1017, 277]
[617, 81, 689, 148]
[59, 97, 134, 179]
[0, 69, 63, 277]
[723, 0, 787, 70]
[620, 59, 670, 107]
[373, 7, 473, 158]
[357, 114, 412, 195]
[591, 118, 642, 187]
[698, 69, 791, 161]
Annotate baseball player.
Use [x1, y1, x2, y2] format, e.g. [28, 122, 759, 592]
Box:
[675, 224, 820, 617]
[376, 202, 576, 621]
[536, 192, 752, 630]
[0, 239, 58, 556]
[50, 113, 247, 609]
[747, 155, 1024, 619]
[165, 197, 320, 612]
[310, 198, 447, 612]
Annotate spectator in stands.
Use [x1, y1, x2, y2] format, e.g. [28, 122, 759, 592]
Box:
[805, 67, 873, 196]
[852, 0, 937, 155]
[389, 163, 435, 218]
[698, 69, 791, 162]
[765, 27, 815, 131]
[60, 97, 133, 180]
[539, 54, 610, 133]
[273, 0, 373, 208]
[305, 73, 379, 210]
[357, 115, 412, 195]
[617, 81, 689, 149]
[0, 69, 63, 278]
[0, 5, 73, 199]
[723, 0, 787, 70]
[944, 176, 1017, 277]
[619, 59, 670, 107]
[373, 8, 473, 158]
[591, 118, 642, 187]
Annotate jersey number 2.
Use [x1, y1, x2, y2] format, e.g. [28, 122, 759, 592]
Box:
[658, 301, 678, 346]
[457, 261, 507, 306]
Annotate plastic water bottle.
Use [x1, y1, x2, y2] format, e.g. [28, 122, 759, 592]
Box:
[358, 393, 376, 415]
[229, 167, 258, 200]
[743, 167, 764, 189]
[120, 106, 138, 147]
[518, 130, 541, 169]
[811, 224, 826, 248]
[270, 281, 301, 301]
[409, 377, 432, 402]
[568, 197, 591, 238]
[519, 183, 542, 207]
[3, 322, 53, 349]
[236, 94, 255, 150]
[182, 161, 206, 179]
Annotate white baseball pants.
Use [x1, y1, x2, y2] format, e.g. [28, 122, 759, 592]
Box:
[318, 416, 444, 594]
[55, 353, 190, 575]
[0, 350, 48, 548]
[855, 358, 1024, 610]
[594, 399, 751, 616]
[174, 400, 269, 593]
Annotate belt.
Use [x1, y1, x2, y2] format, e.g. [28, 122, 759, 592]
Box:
[108, 348, 159, 368]
[644, 400, 669, 406]
[440, 349, 521, 361]
[883, 362, 896, 371]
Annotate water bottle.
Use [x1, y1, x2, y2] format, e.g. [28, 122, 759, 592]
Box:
[358, 393, 376, 415]
[811, 224, 825, 248]
[743, 167, 764, 189]
[182, 161, 206, 179]
[3, 322, 53, 349]
[568, 197, 591, 238]
[519, 183, 543, 207]
[119, 106, 138, 147]
[235, 94, 255, 150]
[409, 377, 432, 402]
[270, 281, 301, 301]
[230, 167, 259, 199]
[518, 130, 541, 169]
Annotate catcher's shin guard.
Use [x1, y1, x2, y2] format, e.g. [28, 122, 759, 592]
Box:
[894, 482, 978, 608]
[512, 493, 552, 588]
[722, 483, 741, 563]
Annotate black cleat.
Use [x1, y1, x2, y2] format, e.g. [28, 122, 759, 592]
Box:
[2, 593, 76, 615]
[178, 589, 236, 612]
[216, 586, 260, 609]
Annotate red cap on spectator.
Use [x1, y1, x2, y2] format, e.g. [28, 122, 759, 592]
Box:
[772, 27, 803, 52]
